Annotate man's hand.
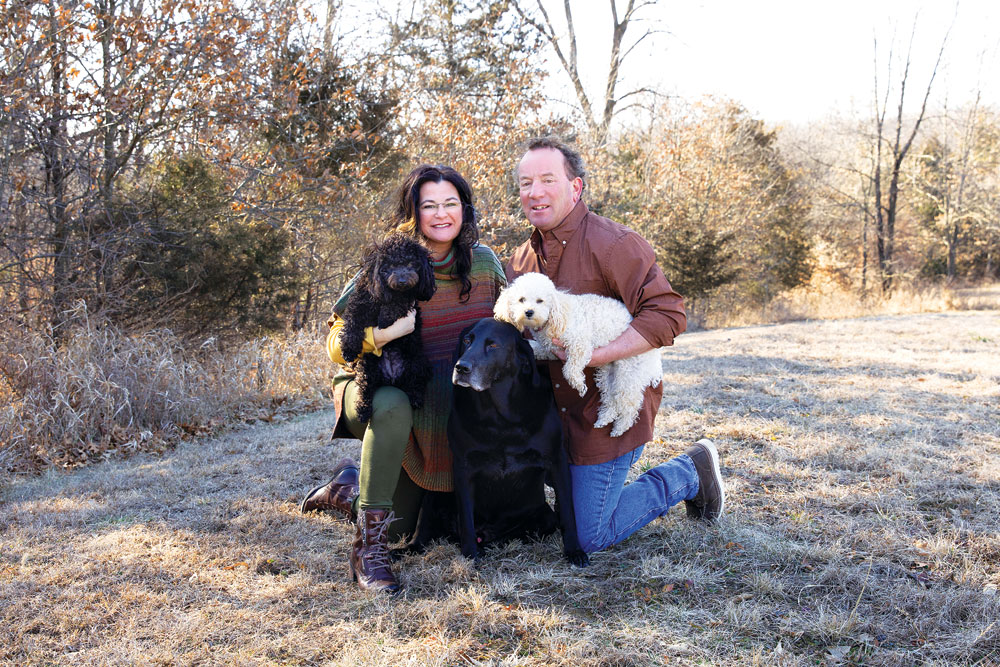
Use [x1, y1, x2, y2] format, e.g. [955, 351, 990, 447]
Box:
[549, 337, 569, 362]
[372, 309, 417, 348]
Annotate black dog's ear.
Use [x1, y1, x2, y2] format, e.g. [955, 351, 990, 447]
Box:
[415, 249, 436, 302]
[363, 241, 384, 301]
[515, 336, 540, 384]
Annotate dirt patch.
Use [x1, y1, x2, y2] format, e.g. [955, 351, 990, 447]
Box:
[3, 311, 999, 665]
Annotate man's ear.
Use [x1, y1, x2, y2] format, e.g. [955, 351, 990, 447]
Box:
[571, 176, 583, 204]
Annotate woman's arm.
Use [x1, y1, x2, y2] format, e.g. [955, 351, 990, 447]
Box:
[327, 316, 377, 364]
[326, 310, 417, 364]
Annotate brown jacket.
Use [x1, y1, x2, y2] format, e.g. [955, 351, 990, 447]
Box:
[505, 200, 686, 465]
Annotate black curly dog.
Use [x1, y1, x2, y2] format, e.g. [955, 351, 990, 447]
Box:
[338, 233, 436, 424]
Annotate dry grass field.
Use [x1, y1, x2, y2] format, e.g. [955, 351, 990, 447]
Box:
[2, 310, 999, 666]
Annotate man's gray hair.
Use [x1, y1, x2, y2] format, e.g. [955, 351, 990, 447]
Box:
[521, 136, 587, 192]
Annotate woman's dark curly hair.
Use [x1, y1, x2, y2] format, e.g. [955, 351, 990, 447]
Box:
[386, 164, 480, 302]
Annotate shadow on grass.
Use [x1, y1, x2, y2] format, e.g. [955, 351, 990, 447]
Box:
[4, 312, 1000, 665]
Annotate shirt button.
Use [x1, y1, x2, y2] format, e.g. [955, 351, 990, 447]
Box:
[561, 240, 567, 245]
[554, 383, 560, 388]
[561, 407, 566, 412]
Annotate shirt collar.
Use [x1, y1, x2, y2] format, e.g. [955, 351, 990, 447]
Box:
[530, 199, 589, 254]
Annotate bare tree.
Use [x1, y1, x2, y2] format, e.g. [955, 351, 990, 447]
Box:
[512, 0, 657, 144]
[869, 14, 951, 291]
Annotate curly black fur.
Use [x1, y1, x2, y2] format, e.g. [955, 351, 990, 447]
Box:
[339, 233, 436, 423]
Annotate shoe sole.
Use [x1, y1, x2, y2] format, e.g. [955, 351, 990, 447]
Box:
[695, 438, 726, 520]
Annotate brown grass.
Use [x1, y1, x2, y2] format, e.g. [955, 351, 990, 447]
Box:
[697, 281, 1000, 330]
[0, 304, 331, 473]
[2, 310, 999, 665]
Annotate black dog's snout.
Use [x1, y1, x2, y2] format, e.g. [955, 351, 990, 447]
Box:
[386, 267, 419, 290]
[454, 360, 471, 375]
[524, 309, 534, 318]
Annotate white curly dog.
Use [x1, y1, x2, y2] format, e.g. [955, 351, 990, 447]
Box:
[494, 272, 663, 437]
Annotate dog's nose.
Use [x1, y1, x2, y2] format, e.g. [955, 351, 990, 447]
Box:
[386, 267, 419, 290]
[454, 361, 470, 375]
[524, 309, 534, 318]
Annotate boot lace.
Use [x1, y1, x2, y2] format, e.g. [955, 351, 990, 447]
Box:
[363, 511, 397, 569]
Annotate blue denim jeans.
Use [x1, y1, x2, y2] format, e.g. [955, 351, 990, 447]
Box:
[570, 446, 699, 553]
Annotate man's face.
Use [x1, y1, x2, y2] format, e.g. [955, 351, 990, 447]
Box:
[517, 147, 583, 232]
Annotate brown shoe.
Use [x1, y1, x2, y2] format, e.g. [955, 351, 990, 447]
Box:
[349, 508, 400, 594]
[683, 439, 725, 521]
[300, 458, 359, 519]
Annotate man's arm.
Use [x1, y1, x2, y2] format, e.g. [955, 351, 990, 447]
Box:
[605, 232, 686, 347]
[550, 326, 654, 367]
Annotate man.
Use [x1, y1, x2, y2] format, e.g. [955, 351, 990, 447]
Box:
[505, 137, 726, 554]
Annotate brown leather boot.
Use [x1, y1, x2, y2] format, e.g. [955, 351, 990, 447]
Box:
[300, 458, 359, 519]
[349, 508, 400, 594]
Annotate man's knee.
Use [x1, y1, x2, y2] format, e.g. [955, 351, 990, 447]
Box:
[573, 511, 611, 554]
[578, 531, 613, 554]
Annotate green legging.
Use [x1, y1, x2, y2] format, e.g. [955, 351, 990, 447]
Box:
[342, 380, 425, 541]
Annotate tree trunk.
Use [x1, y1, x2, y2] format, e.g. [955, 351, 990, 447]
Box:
[870, 18, 949, 294]
[947, 209, 958, 279]
[43, 0, 72, 332]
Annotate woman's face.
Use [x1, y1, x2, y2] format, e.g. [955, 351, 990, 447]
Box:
[417, 179, 463, 260]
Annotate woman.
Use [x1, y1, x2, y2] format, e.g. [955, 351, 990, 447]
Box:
[301, 165, 506, 594]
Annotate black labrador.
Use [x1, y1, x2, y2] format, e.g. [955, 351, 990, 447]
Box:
[444, 317, 589, 567]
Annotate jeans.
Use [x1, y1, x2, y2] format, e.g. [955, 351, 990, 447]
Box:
[570, 445, 699, 553]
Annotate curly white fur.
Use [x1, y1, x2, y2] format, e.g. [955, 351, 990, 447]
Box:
[494, 272, 662, 437]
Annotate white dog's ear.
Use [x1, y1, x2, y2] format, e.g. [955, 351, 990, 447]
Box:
[493, 286, 516, 327]
[546, 289, 570, 339]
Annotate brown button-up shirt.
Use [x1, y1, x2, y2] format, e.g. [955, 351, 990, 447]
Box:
[505, 200, 687, 465]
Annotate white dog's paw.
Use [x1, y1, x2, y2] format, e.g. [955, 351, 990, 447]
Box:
[610, 413, 638, 437]
[565, 373, 588, 397]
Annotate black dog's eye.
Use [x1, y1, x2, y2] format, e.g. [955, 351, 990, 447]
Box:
[486, 341, 498, 350]
[463, 335, 473, 345]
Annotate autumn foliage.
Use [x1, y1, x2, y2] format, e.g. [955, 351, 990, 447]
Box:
[1, 0, 998, 471]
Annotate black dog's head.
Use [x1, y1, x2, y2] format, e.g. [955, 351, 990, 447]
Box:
[362, 233, 436, 302]
[452, 318, 538, 392]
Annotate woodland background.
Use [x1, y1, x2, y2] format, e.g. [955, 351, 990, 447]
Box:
[1, 0, 999, 471]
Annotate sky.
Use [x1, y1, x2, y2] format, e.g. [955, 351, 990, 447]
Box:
[333, 1, 1000, 127]
[556, 0, 1000, 126]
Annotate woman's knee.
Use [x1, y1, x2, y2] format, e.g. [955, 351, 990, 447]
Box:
[370, 386, 413, 425]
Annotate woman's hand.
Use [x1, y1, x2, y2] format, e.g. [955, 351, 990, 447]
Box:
[372, 309, 417, 348]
